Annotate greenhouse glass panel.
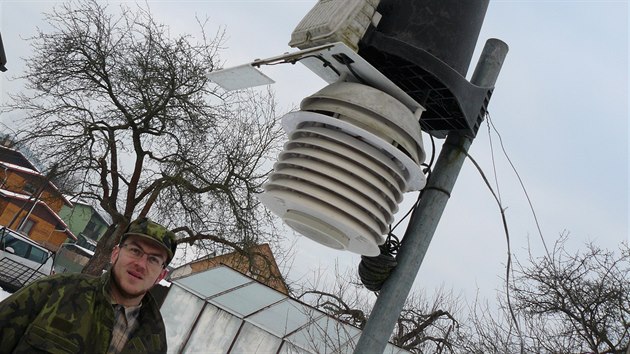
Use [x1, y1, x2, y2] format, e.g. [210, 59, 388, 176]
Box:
[211, 282, 286, 317]
[286, 315, 361, 354]
[230, 322, 282, 354]
[278, 341, 311, 354]
[247, 298, 322, 337]
[174, 266, 250, 298]
[183, 303, 242, 353]
[335, 336, 361, 354]
[162, 285, 204, 352]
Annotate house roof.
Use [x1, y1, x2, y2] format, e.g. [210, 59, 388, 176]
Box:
[0, 161, 40, 175]
[0, 145, 39, 171]
[0, 188, 77, 241]
[0, 161, 72, 207]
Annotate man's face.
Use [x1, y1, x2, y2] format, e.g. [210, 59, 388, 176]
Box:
[110, 235, 168, 306]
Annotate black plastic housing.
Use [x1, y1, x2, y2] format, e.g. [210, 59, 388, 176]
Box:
[358, 0, 493, 138]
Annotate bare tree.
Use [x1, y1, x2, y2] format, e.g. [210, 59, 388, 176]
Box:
[296, 266, 461, 353]
[458, 233, 630, 353]
[2, 0, 285, 274]
[294, 234, 629, 353]
[392, 289, 460, 353]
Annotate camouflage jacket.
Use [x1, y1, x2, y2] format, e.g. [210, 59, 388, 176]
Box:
[0, 272, 167, 353]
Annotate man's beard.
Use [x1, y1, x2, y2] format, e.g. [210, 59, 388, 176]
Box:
[110, 258, 149, 300]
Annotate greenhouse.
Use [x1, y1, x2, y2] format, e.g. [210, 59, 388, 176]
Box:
[162, 265, 410, 353]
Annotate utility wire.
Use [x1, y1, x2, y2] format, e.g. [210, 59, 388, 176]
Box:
[463, 147, 524, 353]
[487, 116, 503, 205]
[263, 54, 342, 78]
[463, 114, 531, 352]
[295, 55, 341, 77]
[486, 114, 550, 258]
[483, 112, 558, 353]
[485, 114, 560, 354]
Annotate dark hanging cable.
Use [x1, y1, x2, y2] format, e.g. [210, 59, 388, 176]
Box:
[295, 55, 342, 77]
[358, 232, 399, 292]
[331, 53, 368, 85]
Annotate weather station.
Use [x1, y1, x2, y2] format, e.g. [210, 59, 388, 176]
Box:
[209, 0, 429, 256]
[207, 0, 508, 352]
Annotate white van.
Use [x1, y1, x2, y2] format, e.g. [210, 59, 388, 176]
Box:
[0, 227, 54, 292]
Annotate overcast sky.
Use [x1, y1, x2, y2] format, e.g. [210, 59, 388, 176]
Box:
[1, 1, 628, 305]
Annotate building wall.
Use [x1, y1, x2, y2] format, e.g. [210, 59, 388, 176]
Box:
[0, 199, 67, 251]
[58, 203, 108, 242]
[0, 149, 71, 251]
[0, 199, 15, 229]
[0, 170, 65, 212]
[58, 203, 91, 237]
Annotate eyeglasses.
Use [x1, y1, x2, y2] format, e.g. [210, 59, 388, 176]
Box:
[120, 244, 165, 269]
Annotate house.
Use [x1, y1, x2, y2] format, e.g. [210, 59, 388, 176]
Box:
[0, 145, 75, 251]
[58, 198, 110, 248]
[169, 243, 289, 295]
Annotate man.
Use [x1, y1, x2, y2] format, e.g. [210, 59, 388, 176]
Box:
[0, 217, 178, 353]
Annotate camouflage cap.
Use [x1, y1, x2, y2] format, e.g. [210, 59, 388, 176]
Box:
[122, 217, 177, 264]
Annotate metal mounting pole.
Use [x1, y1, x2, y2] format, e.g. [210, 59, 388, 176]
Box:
[353, 38, 508, 354]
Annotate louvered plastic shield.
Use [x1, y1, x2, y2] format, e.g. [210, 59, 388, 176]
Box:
[258, 82, 426, 256]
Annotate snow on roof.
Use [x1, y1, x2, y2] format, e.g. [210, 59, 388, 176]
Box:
[0, 161, 41, 176]
[0, 188, 33, 200]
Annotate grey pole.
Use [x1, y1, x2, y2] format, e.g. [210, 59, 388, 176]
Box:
[353, 38, 509, 354]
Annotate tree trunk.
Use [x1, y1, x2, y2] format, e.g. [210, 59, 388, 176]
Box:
[81, 225, 123, 276]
